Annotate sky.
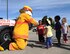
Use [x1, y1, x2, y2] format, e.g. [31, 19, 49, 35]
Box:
[0, 0, 70, 24]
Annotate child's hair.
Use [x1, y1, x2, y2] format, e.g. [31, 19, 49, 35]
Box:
[54, 15, 61, 21]
[42, 16, 51, 26]
[38, 20, 42, 24]
[42, 16, 47, 24]
[49, 17, 53, 25]
[38, 20, 42, 23]
[69, 25, 70, 28]
[47, 19, 51, 25]
[49, 17, 55, 28]
[62, 17, 67, 23]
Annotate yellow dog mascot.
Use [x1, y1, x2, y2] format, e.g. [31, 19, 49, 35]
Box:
[0, 6, 38, 51]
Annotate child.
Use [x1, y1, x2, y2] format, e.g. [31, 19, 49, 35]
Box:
[44, 19, 53, 49]
[61, 17, 69, 43]
[54, 15, 61, 46]
[37, 20, 45, 44]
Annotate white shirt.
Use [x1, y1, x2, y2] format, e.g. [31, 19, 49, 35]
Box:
[62, 23, 68, 34]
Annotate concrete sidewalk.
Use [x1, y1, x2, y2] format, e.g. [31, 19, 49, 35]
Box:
[0, 30, 70, 54]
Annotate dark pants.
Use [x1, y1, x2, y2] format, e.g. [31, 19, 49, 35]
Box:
[63, 34, 68, 41]
[56, 30, 61, 44]
[45, 37, 52, 47]
[38, 34, 44, 43]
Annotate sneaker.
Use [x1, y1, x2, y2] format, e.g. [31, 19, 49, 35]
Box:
[50, 44, 53, 47]
[57, 44, 61, 47]
[43, 45, 49, 49]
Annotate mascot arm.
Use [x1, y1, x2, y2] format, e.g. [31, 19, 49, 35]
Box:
[25, 14, 38, 26]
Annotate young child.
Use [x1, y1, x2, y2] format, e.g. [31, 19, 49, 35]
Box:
[37, 20, 45, 44]
[54, 15, 61, 46]
[44, 19, 53, 49]
[61, 17, 69, 43]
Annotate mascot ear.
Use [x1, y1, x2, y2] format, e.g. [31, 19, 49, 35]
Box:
[19, 9, 25, 13]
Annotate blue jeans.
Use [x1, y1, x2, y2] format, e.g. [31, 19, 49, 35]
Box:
[45, 37, 52, 47]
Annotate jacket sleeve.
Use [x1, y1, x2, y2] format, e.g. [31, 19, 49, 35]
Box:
[24, 14, 38, 26]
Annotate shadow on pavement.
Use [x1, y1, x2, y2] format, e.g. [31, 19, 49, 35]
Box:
[52, 38, 70, 50]
[53, 43, 70, 50]
[27, 40, 44, 48]
[27, 44, 42, 48]
[28, 40, 38, 43]
[28, 40, 70, 50]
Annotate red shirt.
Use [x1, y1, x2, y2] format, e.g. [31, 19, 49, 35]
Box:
[37, 25, 44, 35]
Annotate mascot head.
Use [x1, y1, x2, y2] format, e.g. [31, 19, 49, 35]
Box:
[19, 6, 32, 16]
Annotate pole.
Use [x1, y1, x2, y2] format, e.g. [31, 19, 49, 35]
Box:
[7, 0, 8, 19]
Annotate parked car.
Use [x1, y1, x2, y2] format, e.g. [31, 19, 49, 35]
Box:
[32, 27, 37, 32]
[0, 18, 15, 49]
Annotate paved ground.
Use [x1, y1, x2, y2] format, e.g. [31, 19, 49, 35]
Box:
[0, 29, 70, 54]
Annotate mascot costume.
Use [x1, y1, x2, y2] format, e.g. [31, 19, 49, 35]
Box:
[0, 6, 38, 51]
